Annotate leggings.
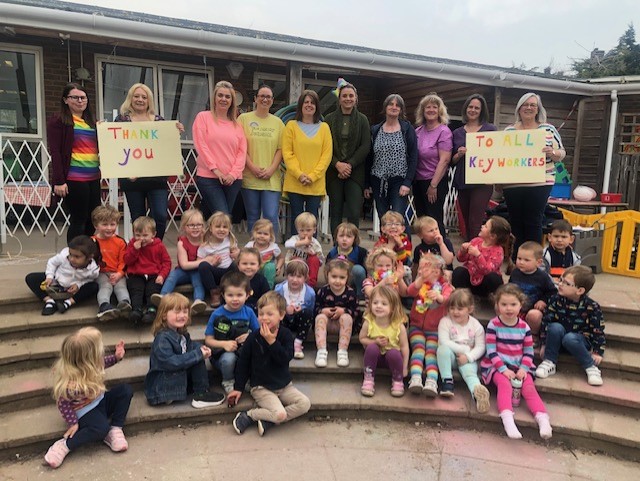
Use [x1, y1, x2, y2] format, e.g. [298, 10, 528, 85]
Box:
[492, 373, 546, 414]
[436, 344, 481, 393]
[197, 262, 237, 291]
[282, 309, 313, 342]
[315, 313, 353, 350]
[408, 327, 438, 380]
[363, 343, 404, 382]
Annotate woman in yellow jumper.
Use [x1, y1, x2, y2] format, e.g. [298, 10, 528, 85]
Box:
[282, 90, 333, 235]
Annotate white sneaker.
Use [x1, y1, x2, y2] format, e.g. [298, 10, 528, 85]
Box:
[336, 349, 349, 367]
[222, 380, 235, 394]
[315, 348, 328, 368]
[535, 360, 556, 379]
[293, 339, 305, 359]
[408, 374, 423, 394]
[586, 366, 603, 386]
[422, 378, 438, 397]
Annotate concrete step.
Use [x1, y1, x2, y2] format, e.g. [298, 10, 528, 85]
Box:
[2, 377, 640, 460]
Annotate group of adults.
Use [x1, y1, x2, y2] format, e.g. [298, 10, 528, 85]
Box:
[48, 80, 565, 254]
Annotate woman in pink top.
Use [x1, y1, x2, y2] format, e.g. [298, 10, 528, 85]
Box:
[193, 81, 247, 216]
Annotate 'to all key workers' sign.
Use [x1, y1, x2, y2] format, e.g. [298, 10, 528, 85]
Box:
[465, 129, 546, 184]
[97, 121, 182, 179]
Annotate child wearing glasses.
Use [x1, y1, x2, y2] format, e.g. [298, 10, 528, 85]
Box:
[536, 266, 605, 386]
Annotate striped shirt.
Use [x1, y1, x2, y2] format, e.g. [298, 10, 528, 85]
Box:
[66, 115, 100, 182]
[481, 316, 534, 384]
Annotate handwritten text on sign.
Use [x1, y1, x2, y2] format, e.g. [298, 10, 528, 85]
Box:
[98, 120, 182, 178]
[465, 129, 546, 184]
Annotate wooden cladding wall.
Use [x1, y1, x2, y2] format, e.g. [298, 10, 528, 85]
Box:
[574, 97, 609, 190]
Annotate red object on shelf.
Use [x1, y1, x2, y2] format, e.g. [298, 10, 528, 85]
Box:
[600, 193, 622, 203]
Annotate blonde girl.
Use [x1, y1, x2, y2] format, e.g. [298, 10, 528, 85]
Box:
[481, 284, 552, 440]
[314, 258, 358, 368]
[362, 246, 407, 299]
[436, 289, 490, 412]
[156, 208, 207, 314]
[406, 253, 453, 397]
[452, 216, 513, 297]
[326, 222, 369, 298]
[145, 293, 224, 408]
[358, 285, 409, 397]
[245, 218, 284, 289]
[197, 211, 239, 307]
[44, 327, 132, 469]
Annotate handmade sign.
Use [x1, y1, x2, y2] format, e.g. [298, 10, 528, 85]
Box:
[465, 129, 547, 184]
[97, 121, 182, 178]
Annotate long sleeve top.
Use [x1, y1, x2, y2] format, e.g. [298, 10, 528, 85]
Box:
[456, 237, 504, 286]
[93, 235, 127, 275]
[282, 121, 333, 196]
[366, 119, 418, 189]
[509, 268, 557, 309]
[124, 237, 172, 278]
[193, 111, 247, 180]
[46, 248, 100, 288]
[314, 285, 358, 319]
[275, 281, 315, 312]
[57, 354, 117, 425]
[406, 278, 453, 331]
[438, 315, 486, 363]
[481, 317, 535, 384]
[541, 294, 606, 356]
[326, 245, 368, 269]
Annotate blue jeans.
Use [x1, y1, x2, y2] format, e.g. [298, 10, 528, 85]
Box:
[160, 268, 205, 301]
[214, 351, 238, 382]
[287, 192, 322, 235]
[371, 175, 409, 223]
[241, 188, 281, 233]
[543, 322, 595, 369]
[124, 188, 168, 240]
[351, 264, 366, 298]
[196, 176, 242, 217]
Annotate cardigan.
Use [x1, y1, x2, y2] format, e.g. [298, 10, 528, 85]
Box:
[47, 114, 98, 186]
[365, 119, 418, 189]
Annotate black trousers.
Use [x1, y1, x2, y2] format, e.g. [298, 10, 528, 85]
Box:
[126, 274, 162, 310]
[451, 266, 503, 298]
[65, 179, 102, 243]
[25, 272, 98, 304]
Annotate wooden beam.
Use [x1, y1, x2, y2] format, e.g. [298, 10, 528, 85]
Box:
[287, 62, 303, 104]
[493, 87, 502, 127]
[572, 98, 587, 181]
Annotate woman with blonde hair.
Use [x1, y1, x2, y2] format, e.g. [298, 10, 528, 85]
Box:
[193, 80, 247, 216]
[413, 92, 452, 235]
[115, 83, 184, 240]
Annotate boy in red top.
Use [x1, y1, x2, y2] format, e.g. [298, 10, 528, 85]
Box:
[124, 216, 171, 325]
[92, 206, 131, 321]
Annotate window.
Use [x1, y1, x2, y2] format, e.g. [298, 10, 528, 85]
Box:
[100, 62, 154, 121]
[253, 73, 287, 113]
[0, 45, 43, 137]
[252, 73, 337, 117]
[160, 68, 211, 140]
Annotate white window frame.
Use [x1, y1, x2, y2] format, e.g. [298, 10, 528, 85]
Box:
[0, 43, 45, 139]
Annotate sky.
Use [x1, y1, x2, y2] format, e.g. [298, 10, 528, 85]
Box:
[57, 0, 640, 74]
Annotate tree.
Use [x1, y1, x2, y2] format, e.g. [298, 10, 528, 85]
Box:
[572, 23, 640, 78]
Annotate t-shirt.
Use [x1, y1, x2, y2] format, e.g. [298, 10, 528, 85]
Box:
[92, 235, 127, 274]
[413, 239, 454, 270]
[238, 112, 285, 191]
[197, 237, 233, 269]
[204, 305, 259, 337]
[245, 240, 281, 264]
[67, 115, 99, 182]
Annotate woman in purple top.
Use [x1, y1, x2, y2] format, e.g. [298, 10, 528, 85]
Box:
[413, 93, 452, 235]
[451, 94, 497, 240]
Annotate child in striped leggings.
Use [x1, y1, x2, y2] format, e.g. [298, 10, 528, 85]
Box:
[406, 253, 453, 396]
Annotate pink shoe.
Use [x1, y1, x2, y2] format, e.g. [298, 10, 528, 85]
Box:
[293, 338, 305, 359]
[44, 438, 69, 468]
[103, 426, 128, 452]
[361, 373, 375, 397]
[390, 380, 405, 397]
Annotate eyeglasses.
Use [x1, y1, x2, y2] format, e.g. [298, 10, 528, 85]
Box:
[558, 278, 576, 288]
[384, 222, 403, 227]
[186, 224, 203, 229]
[521, 103, 538, 109]
[257, 94, 273, 100]
[67, 95, 88, 102]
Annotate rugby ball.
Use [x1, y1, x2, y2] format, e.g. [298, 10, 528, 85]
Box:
[573, 185, 597, 202]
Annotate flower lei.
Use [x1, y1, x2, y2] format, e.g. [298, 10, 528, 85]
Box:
[373, 269, 397, 285]
[415, 281, 442, 313]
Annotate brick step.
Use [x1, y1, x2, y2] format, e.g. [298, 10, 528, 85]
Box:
[1, 377, 639, 461]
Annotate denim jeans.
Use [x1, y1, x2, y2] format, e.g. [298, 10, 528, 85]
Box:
[544, 322, 595, 369]
[371, 175, 409, 224]
[351, 264, 366, 298]
[241, 188, 281, 233]
[287, 192, 322, 235]
[160, 268, 205, 301]
[124, 188, 168, 240]
[213, 351, 238, 382]
[196, 176, 242, 217]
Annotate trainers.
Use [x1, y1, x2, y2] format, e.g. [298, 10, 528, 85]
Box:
[293, 339, 305, 359]
[258, 419, 275, 436]
[41, 301, 57, 316]
[586, 366, 603, 386]
[117, 300, 132, 316]
[130, 309, 143, 325]
[336, 349, 349, 367]
[44, 438, 69, 468]
[141, 306, 156, 324]
[103, 426, 128, 452]
[535, 360, 557, 379]
[97, 302, 119, 322]
[232, 411, 255, 435]
[390, 380, 405, 397]
[440, 379, 455, 397]
[408, 374, 423, 394]
[192, 391, 225, 408]
[423, 378, 438, 397]
[315, 348, 328, 368]
[361, 373, 375, 397]
[222, 380, 235, 394]
[191, 299, 207, 315]
[150, 293, 163, 307]
[473, 384, 491, 414]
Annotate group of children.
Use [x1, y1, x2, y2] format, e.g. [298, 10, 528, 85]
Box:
[40, 207, 606, 468]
